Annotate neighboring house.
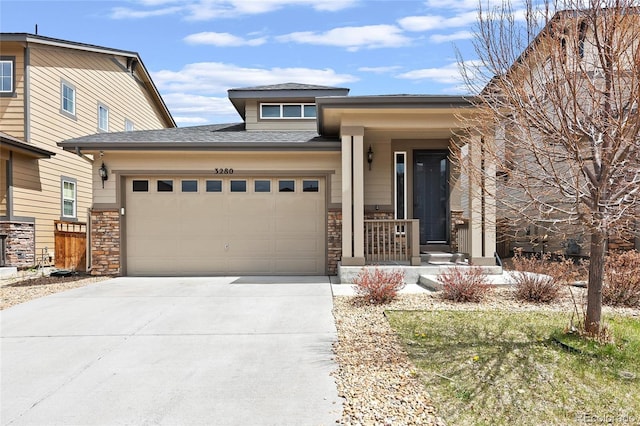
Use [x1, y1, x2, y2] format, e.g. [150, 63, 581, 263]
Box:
[59, 83, 496, 277]
[485, 9, 640, 257]
[0, 33, 175, 269]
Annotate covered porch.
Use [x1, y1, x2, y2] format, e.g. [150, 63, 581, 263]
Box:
[316, 95, 497, 283]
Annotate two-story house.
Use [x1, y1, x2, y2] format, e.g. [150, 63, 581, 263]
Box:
[0, 34, 175, 271]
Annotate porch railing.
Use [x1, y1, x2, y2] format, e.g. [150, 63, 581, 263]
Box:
[455, 219, 470, 255]
[364, 219, 420, 265]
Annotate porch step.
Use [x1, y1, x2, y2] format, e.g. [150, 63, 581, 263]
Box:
[420, 251, 468, 264]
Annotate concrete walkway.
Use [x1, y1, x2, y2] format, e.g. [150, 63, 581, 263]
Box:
[1, 276, 343, 426]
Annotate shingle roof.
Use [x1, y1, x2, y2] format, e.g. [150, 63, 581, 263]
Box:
[58, 123, 340, 151]
[229, 82, 349, 91]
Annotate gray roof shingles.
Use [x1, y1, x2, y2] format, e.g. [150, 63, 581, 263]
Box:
[59, 123, 338, 148]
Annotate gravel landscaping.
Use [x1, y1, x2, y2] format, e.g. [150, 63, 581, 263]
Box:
[331, 286, 639, 425]
[2, 275, 638, 425]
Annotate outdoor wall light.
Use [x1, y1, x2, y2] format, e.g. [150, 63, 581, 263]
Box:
[367, 145, 374, 170]
[98, 162, 108, 188]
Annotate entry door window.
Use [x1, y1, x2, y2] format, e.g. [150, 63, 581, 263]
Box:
[413, 151, 449, 244]
[394, 152, 407, 220]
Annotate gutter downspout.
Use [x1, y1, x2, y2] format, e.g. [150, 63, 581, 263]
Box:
[74, 147, 94, 163]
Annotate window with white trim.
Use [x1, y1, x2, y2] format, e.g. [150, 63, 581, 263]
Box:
[61, 178, 77, 219]
[260, 103, 316, 119]
[98, 103, 109, 131]
[125, 119, 135, 131]
[0, 57, 15, 95]
[61, 81, 76, 116]
[394, 151, 407, 221]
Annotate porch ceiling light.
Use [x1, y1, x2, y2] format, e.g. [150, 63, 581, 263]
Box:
[367, 145, 374, 170]
[98, 162, 108, 188]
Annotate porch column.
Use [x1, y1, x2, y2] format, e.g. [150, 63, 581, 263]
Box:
[341, 126, 365, 266]
[484, 135, 497, 262]
[468, 133, 495, 266]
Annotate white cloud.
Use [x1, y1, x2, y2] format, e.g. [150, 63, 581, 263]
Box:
[111, 0, 356, 20]
[110, 6, 182, 19]
[398, 11, 477, 32]
[162, 93, 239, 124]
[183, 32, 266, 46]
[430, 30, 473, 43]
[152, 62, 358, 95]
[276, 25, 411, 51]
[397, 62, 463, 84]
[358, 66, 403, 74]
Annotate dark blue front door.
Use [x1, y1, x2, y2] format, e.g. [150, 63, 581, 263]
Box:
[413, 151, 449, 244]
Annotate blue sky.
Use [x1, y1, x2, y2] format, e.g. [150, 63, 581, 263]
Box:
[1, 0, 506, 125]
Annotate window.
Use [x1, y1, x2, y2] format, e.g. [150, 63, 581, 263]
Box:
[182, 180, 198, 192]
[206, 180, 222, 192]
[61, 81, 76, 116]
[125, 119, 135, 131]
[132, 180, 149, 192]
[61, 178, 77, 219]
[303, 180, 319, 192]
[254, 180, 271, 192]
[279, 180, 295, 192]
[260, 103, 316, 119]
[0, 57, 14, 95]
[394, 152, 407, 221]
[98, 103, 109, 131]
[157, 180, 173, 192]
[230, 180, 246, 192]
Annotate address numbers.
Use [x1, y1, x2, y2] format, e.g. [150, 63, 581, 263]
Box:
[214, 168, 234, 174]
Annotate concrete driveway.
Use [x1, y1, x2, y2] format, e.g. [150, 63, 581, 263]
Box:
[1, 276, 343, 425]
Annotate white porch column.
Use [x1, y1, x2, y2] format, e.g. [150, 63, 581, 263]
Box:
[484, 135, 497, 261]
[468, 133, 495, 265]
[341, 126, 365, 266]
[352, 132, 365, 260]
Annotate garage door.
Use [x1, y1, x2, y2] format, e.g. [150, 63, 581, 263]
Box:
[125, 176, 326, 275]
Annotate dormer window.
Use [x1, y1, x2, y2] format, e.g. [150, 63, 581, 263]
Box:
[260, 103, 316, 119]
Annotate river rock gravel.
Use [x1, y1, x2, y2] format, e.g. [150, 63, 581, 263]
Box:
[331, 286, 638, 425]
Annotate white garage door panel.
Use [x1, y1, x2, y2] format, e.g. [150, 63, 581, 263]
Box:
[126, 176, 326, 275]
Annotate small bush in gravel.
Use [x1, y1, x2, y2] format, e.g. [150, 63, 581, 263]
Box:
[604, 250, 640, 308]
[438, 267, 492, 302]
[510, 250, 576, 303]
[353, 267, 406, 304]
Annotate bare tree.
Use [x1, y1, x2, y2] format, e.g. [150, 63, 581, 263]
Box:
[458, 0, 640, 334]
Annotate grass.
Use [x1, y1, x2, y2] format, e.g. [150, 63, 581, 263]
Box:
[386, 310, 640, 426]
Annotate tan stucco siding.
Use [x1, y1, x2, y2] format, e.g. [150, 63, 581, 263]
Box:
[92, 151, 342, 206]
[0, 44, 26, 140]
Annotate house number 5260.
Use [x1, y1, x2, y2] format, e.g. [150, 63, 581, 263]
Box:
[214, 168, 234, 174]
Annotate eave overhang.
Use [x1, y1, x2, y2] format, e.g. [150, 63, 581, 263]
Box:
[1, 132, 55, 159]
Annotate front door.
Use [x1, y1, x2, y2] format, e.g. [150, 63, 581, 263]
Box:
[413, 151, 449, 244]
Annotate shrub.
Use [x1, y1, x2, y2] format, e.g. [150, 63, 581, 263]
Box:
[603, 250, 640, 308]
[438, 267, 492, 303]
[510, 250, 576, 303]
[353, 268, 406, 304]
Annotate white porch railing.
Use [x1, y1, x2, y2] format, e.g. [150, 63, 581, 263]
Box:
[364, 219, 420, 264]
[455, 219, 470, 255]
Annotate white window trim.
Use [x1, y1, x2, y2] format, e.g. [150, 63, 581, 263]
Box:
[394, 151, 407, 220]
[260, 103, 316, 119]
[61, 177, 77, 220]
[0, 57, 15, 95]
[98, 103, 109, 132]
[60, 81, 76, 117]
[125, 118, 135, 131]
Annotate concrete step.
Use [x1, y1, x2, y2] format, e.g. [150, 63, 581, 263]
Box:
[420, 252, 468, 264]
[0, 266, 18, 280]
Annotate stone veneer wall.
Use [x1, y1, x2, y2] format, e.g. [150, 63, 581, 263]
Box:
[90, 209, 121, 275]
[450, 210, 465, 253]
[327, 209, 341, 275]
[0, 221, 35, 267]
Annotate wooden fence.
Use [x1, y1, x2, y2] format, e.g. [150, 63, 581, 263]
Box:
[54, 221, 87, 271]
